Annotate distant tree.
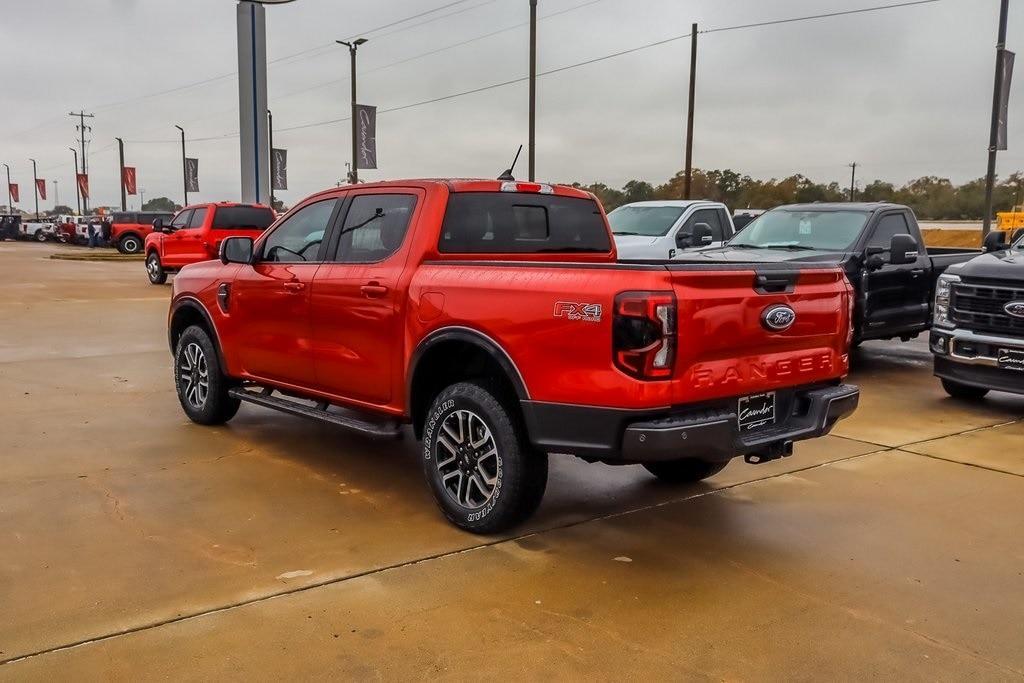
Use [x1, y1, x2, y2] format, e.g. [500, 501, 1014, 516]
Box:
[859, 180, 896, 202]
[622, 180, 655, 204]
[143, 197, 180, 212]
[47, 205, 74, 216]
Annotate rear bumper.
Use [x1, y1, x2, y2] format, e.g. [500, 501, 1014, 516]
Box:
[521, 383, 860, 464]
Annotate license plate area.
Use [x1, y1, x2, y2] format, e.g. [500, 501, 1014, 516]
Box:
[998, 349, 1024, 372]
[738, 392, 776, 432]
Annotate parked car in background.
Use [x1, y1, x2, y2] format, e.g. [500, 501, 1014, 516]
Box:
[685, 203, 982, 345]
[609, 200, 735, 260]
[167, 179, 858, 533]
[930, 229, 1024, 399]
[0, 214, 21, 240]
[144, 202, 275, 284]
[733, 209, 766, 231]
[19, 218, 55, 242]
[111, 211, 175, 254]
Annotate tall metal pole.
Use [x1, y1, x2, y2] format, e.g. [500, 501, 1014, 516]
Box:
[2, 163, 10, 212]
[983, 0, 1011, 237]
[849, 162, 857, 202]
[175, 125, 188, 207]
[683, 23, 698, 200]
[69, 111, 94, 213]
[53, 180, 59, 208]
[30, 158, 39, 220]
[69, 148, 81, 215]
[337, 39, 367, 184]
[268, 109, 275, 207]
[116, 137, 127, 211]
[528, 0, 538, 182]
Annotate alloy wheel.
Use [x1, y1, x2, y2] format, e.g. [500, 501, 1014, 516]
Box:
[434, 409, 499, 509]
[179, 342, 209, 409]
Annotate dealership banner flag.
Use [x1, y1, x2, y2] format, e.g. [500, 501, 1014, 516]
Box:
[77, 173, 90, 200]
[185, 158, 200, 192]
[36, 179, 46, 201]
[998, 50, 1015, 150]
[354, 104, 377, 170]
[8, 183, 18, 203]
[122, 167, 137, 195]
[271, 149, 288, 191]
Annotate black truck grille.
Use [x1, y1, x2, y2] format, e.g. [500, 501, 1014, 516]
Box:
[951, 282, 1024, 335]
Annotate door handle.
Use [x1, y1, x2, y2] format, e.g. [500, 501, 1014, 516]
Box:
[360, 282, 389, 298]
[910, 269, 925, 278]
[283, 281, 306, 293]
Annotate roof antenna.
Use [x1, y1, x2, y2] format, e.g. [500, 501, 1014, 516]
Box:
[498, 145, 523, 182]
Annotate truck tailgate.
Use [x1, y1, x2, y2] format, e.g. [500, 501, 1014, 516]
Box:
[667, 265, 852, 404]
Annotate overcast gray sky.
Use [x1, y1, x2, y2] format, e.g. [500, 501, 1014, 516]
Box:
[0, 0, 1018, 210]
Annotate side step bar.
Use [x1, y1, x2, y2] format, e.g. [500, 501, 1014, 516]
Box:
[229, 387, 402, 439]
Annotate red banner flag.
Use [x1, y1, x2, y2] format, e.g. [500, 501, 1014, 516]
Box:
[77, 174, 90, 200]
[36, 179, 47, 201]
[122, 167, 137, 195]
[8, 183, 18, 203]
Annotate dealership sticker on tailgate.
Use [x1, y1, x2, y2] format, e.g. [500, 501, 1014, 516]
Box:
[998, 349, 1024, 372]
[738, 392, 776, 432]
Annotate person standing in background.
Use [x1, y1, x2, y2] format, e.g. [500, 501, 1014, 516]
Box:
[87, 218, 99, 248]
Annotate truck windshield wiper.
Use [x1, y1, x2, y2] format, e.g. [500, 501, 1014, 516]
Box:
[612, 231, 643, 236]
[760, 244, 818, 251]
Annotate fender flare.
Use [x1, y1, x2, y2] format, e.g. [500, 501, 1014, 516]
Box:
[407, 326, 530, 404]
[168, 296, 226, 368]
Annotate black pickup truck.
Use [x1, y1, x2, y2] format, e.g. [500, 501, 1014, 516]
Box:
[930, 228, 1024, 399]
[675, 203, 981, 345]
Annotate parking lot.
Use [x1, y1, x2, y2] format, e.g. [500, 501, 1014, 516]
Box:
[1, 240, 1022, 680]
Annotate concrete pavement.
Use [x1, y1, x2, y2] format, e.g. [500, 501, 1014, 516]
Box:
[1, 241, 1021, 680]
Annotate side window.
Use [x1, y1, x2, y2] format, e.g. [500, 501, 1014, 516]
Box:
[868, 213, 911, 249]
[170, 210, 192, 229]
[683, 209, 724, 242]
[188, 207, 208, 229]
[335, 194, 417, 263]
[261, 198, 337, 263]
[718, 208, 732, 237]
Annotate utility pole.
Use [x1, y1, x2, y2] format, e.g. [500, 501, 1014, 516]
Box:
[175, 125, 188, 206]
[2, 163, 11, 212]
[683, 23, 698, 199]
[52, 180, 59, 208]
[336, 38, 368, 184]
[528, 0, 538, 181]
[140, 188, 146, 210]
[849, 162, 857, 202]
[116, 137, 127, 211]
[268, 109, 275, 208]
[983, 0, 1011, 237]
[68, 111, 94, 212]
[29, 158, 39, 220]
[69, 148, 81, 215]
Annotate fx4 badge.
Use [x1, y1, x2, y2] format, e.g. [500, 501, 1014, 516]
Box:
[554, 301, 603, 323]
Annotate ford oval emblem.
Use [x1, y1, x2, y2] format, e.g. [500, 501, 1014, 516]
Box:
[1005, 301, 1024, 318]
[762, 304, 796, 331]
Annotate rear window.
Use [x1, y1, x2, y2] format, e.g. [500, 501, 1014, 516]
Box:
[439, 192, 611, 254]
[212, 206, 275, 230]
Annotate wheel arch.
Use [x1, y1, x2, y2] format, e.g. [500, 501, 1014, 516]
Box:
[407, 327, 529, 439]
[168, 297, 226, 369]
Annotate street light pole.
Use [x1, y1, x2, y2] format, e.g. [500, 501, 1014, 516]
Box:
[683, 23, 698, 200]
[528, 0, 537, 182]
[336, 38, 368, 184]
[268, 109, 275, 208]
[69, 148, 81, 215]
[175, 125, 188, 207]
[983, 0, 1011, 237]
[30, 158, 39, 220]
[849, 162, 857, 202]
[2, 163, 11, 212]
[116, 137, 127, 211]
[53, 180, 59, 208]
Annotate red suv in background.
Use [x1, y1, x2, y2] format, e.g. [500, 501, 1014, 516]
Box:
[110, 211, 175, 253]
[145, 202, 276, 284]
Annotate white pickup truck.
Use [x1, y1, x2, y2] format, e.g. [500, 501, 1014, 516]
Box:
[608, 200, 736, 261]
[20, 219, 56, 242]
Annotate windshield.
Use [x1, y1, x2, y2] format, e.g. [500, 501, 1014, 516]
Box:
[607, 205, 685, 237]
[730, 209, 869, 250]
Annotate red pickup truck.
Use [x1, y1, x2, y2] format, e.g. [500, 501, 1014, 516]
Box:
[145, 202, 275, 284]
[168, 179, 859, 532]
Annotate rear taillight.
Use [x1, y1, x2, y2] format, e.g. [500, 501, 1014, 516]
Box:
[613, 291, 676, 380]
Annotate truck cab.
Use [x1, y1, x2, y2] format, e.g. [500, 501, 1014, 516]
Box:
[609, 200, 735, 260]
[111, 211, 174, 254]
[930, 229, 1024, 399]
[144, 202, 275, 284]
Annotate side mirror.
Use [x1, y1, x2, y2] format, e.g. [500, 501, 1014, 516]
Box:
[888, 234, 920, 265]
[220, 236, 254, 265]
[984, 230, 1009, 253]
[677, 222, 715, 249]
[152, 218, 165, 233]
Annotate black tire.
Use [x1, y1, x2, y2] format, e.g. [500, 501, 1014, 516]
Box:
[146, 251, 167, 284]
[173, 325, 240, 425]
[941, 379, 989, 401]
[34, 229, 47, 242]
[643, 458, 729, 483]
[422, 381, 547, 534]
[118, 234, 142, 254]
